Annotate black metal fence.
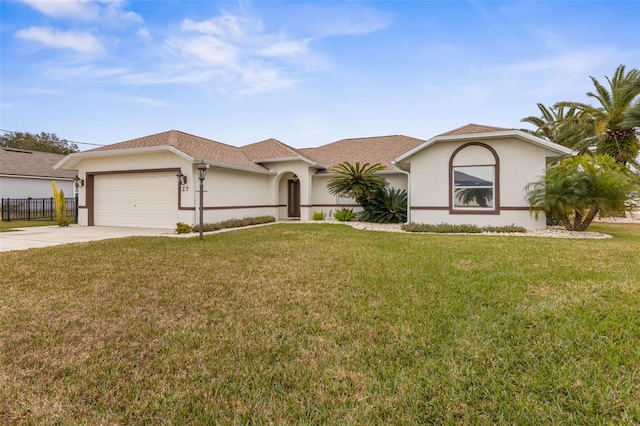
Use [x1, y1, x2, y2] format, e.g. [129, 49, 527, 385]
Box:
[1, 197, 78, 222]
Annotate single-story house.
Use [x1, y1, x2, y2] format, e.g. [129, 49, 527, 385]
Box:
[1, 147, 77, 199]
[54, 124, 573, 230]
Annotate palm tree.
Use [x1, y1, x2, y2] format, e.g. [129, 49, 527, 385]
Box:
[555, 65, 640, 165]
[521, 103, 584, 147]
[526, 155, 639, 231]
[326, 162, 388, 209]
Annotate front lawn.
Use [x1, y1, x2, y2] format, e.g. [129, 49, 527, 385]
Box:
[1, 223, 639, 424]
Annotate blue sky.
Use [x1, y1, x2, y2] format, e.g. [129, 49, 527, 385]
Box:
[1, 0, 639, 150]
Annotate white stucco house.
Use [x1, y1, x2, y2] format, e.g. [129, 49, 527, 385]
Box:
[1, 147, 76, 199]
[54, 124, 573, 230]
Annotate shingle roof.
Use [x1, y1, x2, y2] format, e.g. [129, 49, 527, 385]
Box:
[299, 135, 425, 171]
[78, 125, 525, 173]
[89, 130, 267, 171]
[241, 138, 318, 163]
[439, 123, 511, 136]
[0, 148, 76, 179]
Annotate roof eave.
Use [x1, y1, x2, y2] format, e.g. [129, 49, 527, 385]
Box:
[55, 146, 193, 170]
[395, 130, 574, 163]
[253, 156, 327, 168]
[196, 159, 276, 175]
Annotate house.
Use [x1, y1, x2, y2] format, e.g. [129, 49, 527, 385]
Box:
[54, 124, 573, 230]
[0, 147, 77, 199]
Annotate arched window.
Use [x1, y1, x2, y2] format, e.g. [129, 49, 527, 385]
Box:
[449, 143, 499, 214]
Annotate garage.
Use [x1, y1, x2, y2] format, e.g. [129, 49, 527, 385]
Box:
[93, 172, 179, 229]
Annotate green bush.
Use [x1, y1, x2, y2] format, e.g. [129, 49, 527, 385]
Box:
[311, 211, 327, 221]
[193, 215, 276, 233]
[358, 187, 407, 223]
[175, 222, 192, 234]
[401, 222, 527, 234]
[333, 208, 357, 222]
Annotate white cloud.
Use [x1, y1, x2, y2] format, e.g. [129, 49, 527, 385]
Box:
[137, 28, 151, 40]
[260, 39, 309, 58]
[127, 96, 167, 107]
[16, 26, 105, 54]
[19, 0, 142, 26]
[159, 11, 340, 93]
[20, 0, 100, 20]
[181, 14, 248, 38]
[166, 35, 240, 67]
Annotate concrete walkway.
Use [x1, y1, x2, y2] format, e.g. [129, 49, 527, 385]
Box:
[0, 225, 179, 252]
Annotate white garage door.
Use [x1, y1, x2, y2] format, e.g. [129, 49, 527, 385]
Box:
[94, 173, 178, 229]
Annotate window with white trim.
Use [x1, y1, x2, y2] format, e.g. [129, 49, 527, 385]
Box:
[453, 165, 495, 209]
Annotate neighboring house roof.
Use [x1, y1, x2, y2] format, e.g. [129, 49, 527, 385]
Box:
[299, 135, 426, 171]
[87, 130, 268, 172]
[395, 123, 574, 163]
[0, 147, 76, 179]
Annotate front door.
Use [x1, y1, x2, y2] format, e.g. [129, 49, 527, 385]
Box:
[287, 179, 300, 218]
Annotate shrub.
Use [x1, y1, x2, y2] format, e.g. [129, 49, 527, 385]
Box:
[175, 222, 192, 234]
[401, 222, 526, 234]
[51, 181, 70, 227]
[358, 187, 407, 223]
[333, 208, 357, 222]
[312, 211, 327, 221]
[193, 215, 276, 233]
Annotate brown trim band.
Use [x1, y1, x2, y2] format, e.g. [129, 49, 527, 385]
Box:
[203, 204, 277, 211]
[89, 168, 181, 176]
[311, 203, 360, 208]
[411, 206, 529, 211]
[411, 206, 449, 210]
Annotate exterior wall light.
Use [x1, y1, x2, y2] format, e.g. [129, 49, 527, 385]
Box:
[176, 171, 187, 185]
[74, 174, 85, 188]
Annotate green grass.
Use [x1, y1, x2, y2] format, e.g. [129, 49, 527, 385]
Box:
[1, 223, 639, 424]
[0, 220, 58, 232]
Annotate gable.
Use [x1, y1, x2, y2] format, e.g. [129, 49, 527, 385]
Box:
[395, 124, 573, 164]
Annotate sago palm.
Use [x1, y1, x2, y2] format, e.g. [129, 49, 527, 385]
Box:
[326, 162, 388, 208]
[526, 154, 639, 231]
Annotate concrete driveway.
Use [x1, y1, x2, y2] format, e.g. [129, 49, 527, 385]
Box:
[0, 225, 179, 252]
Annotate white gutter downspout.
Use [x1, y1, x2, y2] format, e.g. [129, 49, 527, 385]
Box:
[391, 162, 411, 224]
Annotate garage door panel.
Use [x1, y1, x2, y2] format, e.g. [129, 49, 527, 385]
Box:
[94, 173, 178, 229]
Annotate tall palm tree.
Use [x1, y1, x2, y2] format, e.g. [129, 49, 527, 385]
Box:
[555, 65, 640, 165]
[521, 103, 583, 147]
[520, 102, 599, 152]
[326, 162, 388, 209]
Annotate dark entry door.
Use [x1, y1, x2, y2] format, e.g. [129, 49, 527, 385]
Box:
[287, 179, 300, 218]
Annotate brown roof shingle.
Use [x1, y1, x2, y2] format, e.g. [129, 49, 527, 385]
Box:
[241, 138, 319, 164]
[299, 135, 425, 170]
[1, 148, 76, 179]
[89, 130, 267, 171]
[438, 123, 511, 136]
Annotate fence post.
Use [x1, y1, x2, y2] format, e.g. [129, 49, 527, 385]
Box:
[27, 197, 31, 220]
[50, 197, 54, 221]
[75, 196, 78, 225]
[2, 199, 7, 222]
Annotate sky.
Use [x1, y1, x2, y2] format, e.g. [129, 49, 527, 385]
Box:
[1, 0, 639, 151]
